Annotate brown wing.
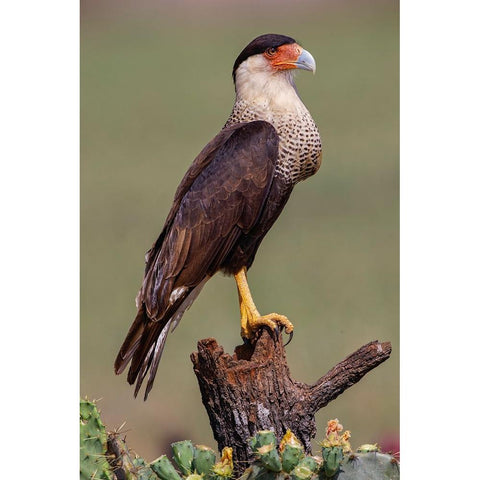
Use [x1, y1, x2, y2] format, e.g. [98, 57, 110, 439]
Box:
[115, 121, 279, 399]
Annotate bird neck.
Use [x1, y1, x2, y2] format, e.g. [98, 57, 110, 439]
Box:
[234, 61, 306, 116]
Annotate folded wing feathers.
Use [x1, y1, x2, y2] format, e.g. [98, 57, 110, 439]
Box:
[115, 121, 279, 398]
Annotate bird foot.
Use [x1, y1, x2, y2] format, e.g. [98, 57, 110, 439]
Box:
[241, 312, 294, 342]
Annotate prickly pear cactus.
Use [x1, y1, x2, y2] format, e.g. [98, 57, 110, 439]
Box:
[79, 398, 236, 480]
[318, 419, 399, 480]
[242, 430, 321, 480]
[150, 443, 233, 480]
[328, 451, 399, 480]
[80, 399, 161, 480]
[80, 399, 113, 480]
[80, 400, 398, 480]
[108, 430, 158, 480]
[192, 444, 217, 476]
[242, 423, 399, 480]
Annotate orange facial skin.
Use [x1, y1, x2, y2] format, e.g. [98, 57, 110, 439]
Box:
[264, 43, 303, 71]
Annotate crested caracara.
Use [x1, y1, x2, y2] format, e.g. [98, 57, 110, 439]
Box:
[115, 34, 322, 399]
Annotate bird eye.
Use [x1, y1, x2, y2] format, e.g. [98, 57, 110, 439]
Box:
[265, 47, 277, 57]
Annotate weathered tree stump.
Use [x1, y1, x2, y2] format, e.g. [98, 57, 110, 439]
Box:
[191, 329, 391, 473]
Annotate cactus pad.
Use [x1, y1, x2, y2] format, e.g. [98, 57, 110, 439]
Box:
[172, 441, 195, 476]
[80, 399, 113, 480]
[318, 452, 399, 479]
[318, 419, 399, 480]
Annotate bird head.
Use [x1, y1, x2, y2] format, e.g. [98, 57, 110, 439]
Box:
[232, 34, 316, 108]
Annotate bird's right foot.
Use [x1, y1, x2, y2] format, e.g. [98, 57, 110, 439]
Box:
[235, 266, 294, 342]
[240, 306, 294, 341]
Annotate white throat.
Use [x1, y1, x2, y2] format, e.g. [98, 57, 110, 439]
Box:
[234, 55, 306, 114]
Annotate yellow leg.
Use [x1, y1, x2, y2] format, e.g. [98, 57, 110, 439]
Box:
[234, 266, 293, 340]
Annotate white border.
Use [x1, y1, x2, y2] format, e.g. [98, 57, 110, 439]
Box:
[0, 1, 79, 474]
[401, 1, 479, 478]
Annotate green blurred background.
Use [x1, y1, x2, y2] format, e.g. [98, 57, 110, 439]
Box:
[81, 0, 399, 461]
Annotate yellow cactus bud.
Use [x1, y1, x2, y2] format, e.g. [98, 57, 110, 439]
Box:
[279, 429, 301, 452]
[212, 447, 233, 477]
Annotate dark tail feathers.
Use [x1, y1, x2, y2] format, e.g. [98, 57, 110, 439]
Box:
[114, 304, 171, 400]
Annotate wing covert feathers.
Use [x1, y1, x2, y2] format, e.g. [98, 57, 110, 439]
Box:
[115, 121, 280, 399]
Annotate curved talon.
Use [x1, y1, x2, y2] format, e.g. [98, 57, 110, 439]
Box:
[241, 313, 294, 341]
[283, 330, 294, 347]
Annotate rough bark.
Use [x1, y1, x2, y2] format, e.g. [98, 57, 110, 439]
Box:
[191, 329, 391, 472]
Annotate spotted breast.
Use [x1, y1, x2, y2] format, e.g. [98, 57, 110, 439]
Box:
[224, 94, 322, 185]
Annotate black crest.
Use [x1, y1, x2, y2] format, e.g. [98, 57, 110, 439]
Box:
[232, 34, 297, 80]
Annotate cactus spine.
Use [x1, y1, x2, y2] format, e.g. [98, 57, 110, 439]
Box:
[80, 399, 113, 480]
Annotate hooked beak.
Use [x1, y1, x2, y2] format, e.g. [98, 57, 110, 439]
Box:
[269, 43, 317, 74]
[294, 48, 316, 73]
